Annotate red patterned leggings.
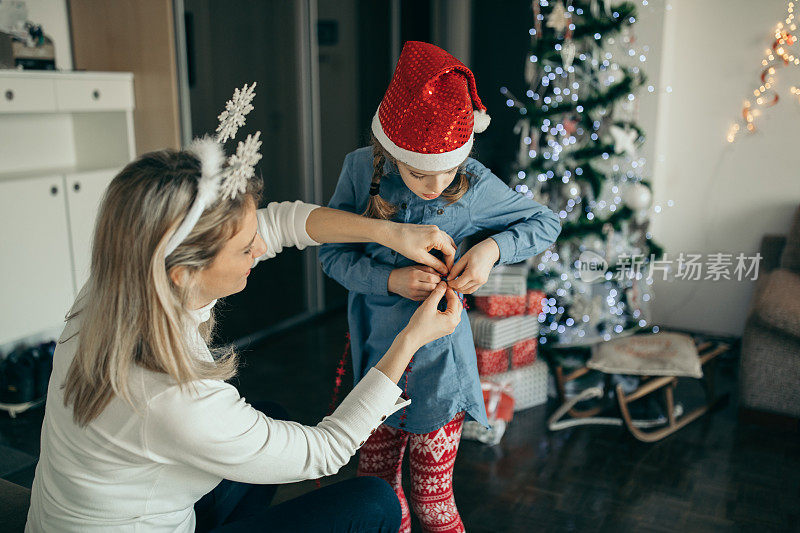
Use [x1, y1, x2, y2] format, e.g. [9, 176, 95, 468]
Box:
[357, 412, 465, 533]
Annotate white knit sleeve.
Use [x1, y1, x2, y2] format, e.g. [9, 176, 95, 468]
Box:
[254, 201, 321, 263]
[143, 368, 409, 484]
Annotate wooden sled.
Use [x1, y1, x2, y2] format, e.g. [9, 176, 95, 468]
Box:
[549, 340, 730, 443]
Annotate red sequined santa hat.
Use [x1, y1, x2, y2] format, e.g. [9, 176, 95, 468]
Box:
[371, 41, 490, 173]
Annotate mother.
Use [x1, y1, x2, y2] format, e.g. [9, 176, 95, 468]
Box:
[25, 149, 462, 532]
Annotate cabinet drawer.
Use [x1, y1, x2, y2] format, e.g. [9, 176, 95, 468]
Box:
[55, 78, 134, 112]
[0, 77, 57, 113]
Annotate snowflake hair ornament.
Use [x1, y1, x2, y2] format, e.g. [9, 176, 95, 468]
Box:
[164, 83, 262, 257]
[215, 82, 257, 144]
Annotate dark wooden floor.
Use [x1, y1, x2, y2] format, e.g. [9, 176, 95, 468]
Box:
[2, 311, 798, 532]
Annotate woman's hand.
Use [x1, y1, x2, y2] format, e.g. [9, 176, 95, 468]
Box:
[446, 238, 500, 294]
[375, 282, 461, 382]
[380, 223, 456, 276]
[388, 265, 441, 301]
[403, 282, 462, 349]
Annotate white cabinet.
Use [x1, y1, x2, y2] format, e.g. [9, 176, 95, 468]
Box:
[0, 71, 135, 347]
[0, 176, 75, 343]
[65, 169, 119, 289]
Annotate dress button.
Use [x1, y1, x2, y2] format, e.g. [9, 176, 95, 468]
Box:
[401, 202, 408, 209]
[370, 428, 376, 434]
[380, 415, 387, 421]
[359, 440, 365, 446]
[437, 208, 444, 215]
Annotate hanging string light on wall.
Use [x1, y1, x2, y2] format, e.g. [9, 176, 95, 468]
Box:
[727, 1, 798, 142]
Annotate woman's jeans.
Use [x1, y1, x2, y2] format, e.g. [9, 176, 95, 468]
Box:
[194, 401, 401, 533]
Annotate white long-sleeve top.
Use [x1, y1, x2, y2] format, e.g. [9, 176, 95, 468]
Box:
[26, 201, 409, 533]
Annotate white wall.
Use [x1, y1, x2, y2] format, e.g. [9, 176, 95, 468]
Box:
[646, 0, 800, 336]
[17, 0, 72, 70]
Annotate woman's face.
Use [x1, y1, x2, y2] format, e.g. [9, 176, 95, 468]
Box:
[194, 199, 267, 307]
[396, 161, 459, 201]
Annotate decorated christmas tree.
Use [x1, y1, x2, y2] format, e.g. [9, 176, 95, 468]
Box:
[501, 0, 663, 346]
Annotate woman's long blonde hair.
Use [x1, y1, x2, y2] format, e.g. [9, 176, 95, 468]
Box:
[63, 150, 262, 426]
[363, 135, 471, 220]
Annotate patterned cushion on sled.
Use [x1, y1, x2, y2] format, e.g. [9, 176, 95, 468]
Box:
[587, 332, 702, 378]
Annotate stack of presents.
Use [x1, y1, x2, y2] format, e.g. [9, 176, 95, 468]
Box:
[462, 264, 549, 445]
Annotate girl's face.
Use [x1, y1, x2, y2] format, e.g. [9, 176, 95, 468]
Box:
[396, 161, 459, 201]
[194, 199, 267, 307]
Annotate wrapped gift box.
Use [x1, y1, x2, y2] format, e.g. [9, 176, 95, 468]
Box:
[473, 276, 526, 296]
[474, 294, 527, 317]
[476, 337, 538, 376]
[463, 359, 550, 444]
[494, 358, 549, 412]
[526, 289, 545, 316]
[469, 312, 539, 350]
[473, 272, 526, 296]
[476, 345, 508, 375]
[491, 264, 530, 277]
[462, 380, 515, 445]
[511, 337, 537, 368]
[474, 289, 547, 318]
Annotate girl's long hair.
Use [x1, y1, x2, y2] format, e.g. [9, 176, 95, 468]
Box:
[363, 135, 471, 220]
[63, 149, 262, 426]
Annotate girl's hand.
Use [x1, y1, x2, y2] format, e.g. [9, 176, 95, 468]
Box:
[381, 223, 456, 276]
[446, 238, 500, 294]
[402, 282, 462, 349]
[388, 265, 442, 301]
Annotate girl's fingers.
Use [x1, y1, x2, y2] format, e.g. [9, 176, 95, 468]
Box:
[423, 272, 442, 285]
[415, 282, 438, 293]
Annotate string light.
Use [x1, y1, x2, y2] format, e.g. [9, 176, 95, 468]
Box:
[729, 2, 798, 141]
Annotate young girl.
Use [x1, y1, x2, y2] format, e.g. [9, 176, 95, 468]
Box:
[320, 41, 561, 533]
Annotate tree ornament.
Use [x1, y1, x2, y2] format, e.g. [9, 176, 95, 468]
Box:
[623, 182, 652, 211]
[608, 125, 638, 159]
[561, 40, 577, 70]
[546, 1, 570, 34]
[561, 181, 581, 200]
[583, 234, 605, 254]
[525, 58, 537, 85]
[562, 118, 579, 135]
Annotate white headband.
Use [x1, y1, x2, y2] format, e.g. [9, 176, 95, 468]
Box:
[165, 83, 263, 258]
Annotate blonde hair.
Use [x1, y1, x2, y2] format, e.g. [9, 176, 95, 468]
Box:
[63, 150, 262, 426]
[363, 135, 471, 220]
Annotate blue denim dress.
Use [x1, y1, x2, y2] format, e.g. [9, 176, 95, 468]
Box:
[319, 147, 561, 434]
